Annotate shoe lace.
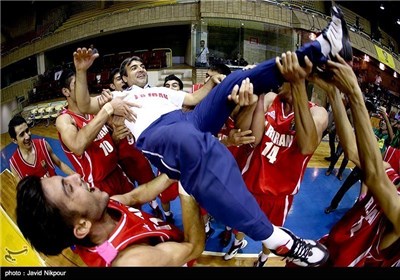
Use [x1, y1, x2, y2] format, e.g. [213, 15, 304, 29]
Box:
[287, 238, 313, 263]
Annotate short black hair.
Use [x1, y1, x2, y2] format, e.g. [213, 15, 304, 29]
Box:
[59, 68, 75, 90]
[109, 68, 120, 84]
[209, 63, 231, 76]
[8, 115, 27, 139]
[16, 176, 78, 255]
[164, 74, 183, 90]
[119, 56, 143, 78]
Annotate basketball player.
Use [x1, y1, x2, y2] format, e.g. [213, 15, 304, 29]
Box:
[8, 115, 75, 182]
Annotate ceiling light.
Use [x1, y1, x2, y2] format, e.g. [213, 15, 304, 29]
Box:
[380, 4, 385, 10]
[397, 19, 400, 25]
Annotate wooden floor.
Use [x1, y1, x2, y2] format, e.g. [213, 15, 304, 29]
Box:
[0, 99, 351, 267]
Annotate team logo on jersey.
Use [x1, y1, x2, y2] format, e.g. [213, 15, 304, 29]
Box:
[267, 111, 276, 120]
[290, 119, 296, 131]
[41, 160, 47, 170]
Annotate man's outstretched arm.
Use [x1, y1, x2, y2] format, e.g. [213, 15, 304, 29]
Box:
[111, 184, 205, 266]
[73, 47, 136, 121]
[328, 55, 400, 240]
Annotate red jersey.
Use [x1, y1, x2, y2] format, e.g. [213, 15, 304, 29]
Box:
[9, 138, 57, 179]
[73, 199, 184, 266]
[319, 168, 400, 267]
[59, 109, 133, 195]
[384, 145, 400, 174]
[241, 97, 315, 196]
[218, 117, 240, 156]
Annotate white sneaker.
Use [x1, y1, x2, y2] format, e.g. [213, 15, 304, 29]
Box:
[223, 239, 248, 261]
[317, 5, 351, 60]
[271, 227, 329, 267]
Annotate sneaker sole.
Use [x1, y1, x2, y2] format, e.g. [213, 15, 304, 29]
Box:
[223, 239, 248, 261]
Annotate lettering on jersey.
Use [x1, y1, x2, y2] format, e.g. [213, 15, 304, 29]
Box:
[350, 196, 380, 237]
[261, 125, 294, 164]
[126, 134, 135, 145]
[265, 125, 293, 147]
[99, 140, 114, 156]
[94, 125, 110, 142]
[132, 92, 169, 100]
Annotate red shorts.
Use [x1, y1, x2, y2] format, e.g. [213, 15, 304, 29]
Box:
[232, 192, 294, 235]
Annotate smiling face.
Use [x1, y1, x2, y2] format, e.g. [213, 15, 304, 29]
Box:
[12, 122, 32, 150]
[123, 60, 148, 88]
[41, 174, 109, 222]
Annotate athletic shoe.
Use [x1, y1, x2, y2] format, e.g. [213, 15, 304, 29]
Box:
[165, 212, 175, 224]
[316, 5, 353, 79]
[253, 251, 268, 267]
[205, 227, 215, 241]
[324, 206, 336, 214]
[223, 239, 248, 261]
[322, 5, 350, 59]
[219, 228, 233, 247]
[271, 227, 329, 267]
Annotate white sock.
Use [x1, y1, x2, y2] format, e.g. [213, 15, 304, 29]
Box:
[261, 226, 294, 251]
[233, 238, 243, 246]
[204, 221, 210, 232]
[164, 211, 171, 216]
[260, 252, 269, 262]
[150, 200, 159, 209]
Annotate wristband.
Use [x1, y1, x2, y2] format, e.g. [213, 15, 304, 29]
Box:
[96, 241, 118, 265]
[103, 102, 114, 116]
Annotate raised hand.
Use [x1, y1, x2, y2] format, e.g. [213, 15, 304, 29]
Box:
[73, 47, 99, 72]
[276, 51, 313, 83]
[325, 54, 358, 96]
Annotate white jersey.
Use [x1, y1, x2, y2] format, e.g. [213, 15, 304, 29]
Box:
[113, 85, 186, 140]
